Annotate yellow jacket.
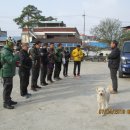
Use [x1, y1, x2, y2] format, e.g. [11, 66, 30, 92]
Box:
[72, 48, 83, 61]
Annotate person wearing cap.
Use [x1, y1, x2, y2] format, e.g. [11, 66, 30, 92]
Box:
[72, 45, 83, 77]
[40, 43, 48, 86]
[19, 43, 32, 98]
[0, 40, 19, 109]
[108, 40, 120, 94]
[47, 43, 56, 83]
[29, 41, 41, 91]
[54, 43, 63, 80]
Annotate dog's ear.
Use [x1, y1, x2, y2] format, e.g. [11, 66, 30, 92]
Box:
[96, 87, 99, 92]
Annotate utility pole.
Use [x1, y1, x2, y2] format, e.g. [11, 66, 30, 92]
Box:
[82, 11, 86, 45]
[82, 11, 86, 36]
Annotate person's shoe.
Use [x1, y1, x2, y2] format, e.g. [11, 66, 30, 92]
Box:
[77, 74, 80, 78]
[35, 85, 42, 89]
[10, 100, 17, 105]
[54, 78, 59, 81]
[48, 80, 54, 83]
[74, 75, 77, 78]
[63, 74, 67, 77]
[31, 86, 37, 91]
[110, 90, 118, 94]
[3, 104, 14, 109]
[50, 80, 54, 83]
[25, 93, 32, 99]
[41, 82, 48, 86]
[27, 93, 32, 96]
[58, 77, 62, 80]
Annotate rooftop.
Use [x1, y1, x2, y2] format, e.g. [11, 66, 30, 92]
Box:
[0, 37, 7, 41]
[23, 27, 80, 35]
[32, 37, 82, 44]
[122, 26, 130, 29]
[40, 21, 64, 24]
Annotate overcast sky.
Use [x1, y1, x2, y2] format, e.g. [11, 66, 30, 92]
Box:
[0, 0, 130, 36]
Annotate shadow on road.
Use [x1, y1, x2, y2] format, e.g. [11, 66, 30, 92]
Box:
[16, 73, 109, 108]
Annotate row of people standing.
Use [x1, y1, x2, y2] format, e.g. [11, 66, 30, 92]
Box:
[20, 42, 70, 97]
[0, 40, 72, 109]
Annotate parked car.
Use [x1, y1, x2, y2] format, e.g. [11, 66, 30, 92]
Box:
[119, 41, 130, 78]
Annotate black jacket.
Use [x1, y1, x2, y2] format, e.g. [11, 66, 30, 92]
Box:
[40, 47, 48, 65]
[64, 50, 70, 62]
[108, 47, 120, 69]
[48, 48, 56, 64]
[19, 49, 32, 72]
[29, 47, 40, 66]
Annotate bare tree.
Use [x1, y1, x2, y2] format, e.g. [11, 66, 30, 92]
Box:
[90, 18, 122, 44]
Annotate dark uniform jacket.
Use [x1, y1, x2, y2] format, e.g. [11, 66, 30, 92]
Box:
[108, 47, 120, 69]
[48, 48, 56, 68]
[40, 47, 48, 65]
[19, 49, 32, 72]
[55, 48, 63, 63]
[29, 47, 40, 67]
[64, 50, 70, 62]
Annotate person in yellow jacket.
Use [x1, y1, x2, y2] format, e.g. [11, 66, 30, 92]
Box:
[72, 45, 83, 77]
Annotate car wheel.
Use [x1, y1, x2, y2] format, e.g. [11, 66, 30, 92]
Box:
[119, 71, 123, 78]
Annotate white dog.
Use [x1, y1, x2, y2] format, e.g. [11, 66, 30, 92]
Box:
[96, 87, 110, 115]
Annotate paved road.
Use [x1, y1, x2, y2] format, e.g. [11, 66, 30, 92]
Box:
[0, 62, 130, 130]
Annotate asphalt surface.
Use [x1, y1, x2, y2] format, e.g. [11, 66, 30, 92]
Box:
[0, 62, 130, 130]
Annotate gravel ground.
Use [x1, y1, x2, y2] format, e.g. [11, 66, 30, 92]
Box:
[0, 61, 130, 130]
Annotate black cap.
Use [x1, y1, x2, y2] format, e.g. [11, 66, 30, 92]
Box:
[34, 41, 41, 45]
[77, 45, 81, 47]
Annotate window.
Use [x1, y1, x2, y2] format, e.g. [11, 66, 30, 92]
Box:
[123, 42, 130, 53]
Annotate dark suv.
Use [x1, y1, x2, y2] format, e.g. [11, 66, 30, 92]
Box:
[119, 41, 130, 78]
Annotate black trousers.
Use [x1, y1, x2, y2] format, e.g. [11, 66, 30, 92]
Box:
[73, 61, 81, 76]
[31, 64, 40, 87]
[63, 61, 69, 76]
[110, 68, 118, 91]
[40, 64, 47, 83]
[47, 67, 54, 81]
[54, 62, 62, 78]
[3, 77, 13, 104]
[19, 70, 30, 96]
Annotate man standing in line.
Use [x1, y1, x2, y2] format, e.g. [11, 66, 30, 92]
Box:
[72, 45, 83, 77]
[63, 48, 70, 77]
[108, 40, 120, 94]
[19, 43, 32, 98]
[0, 40, 19, 109]
[30, 41, 41, 91]
[40, 43, 48, 86]
[54, 43, 63, 80]
[47, 43, 56, 83]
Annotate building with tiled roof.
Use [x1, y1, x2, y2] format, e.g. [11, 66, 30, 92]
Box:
[21, 21, 82, 50]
